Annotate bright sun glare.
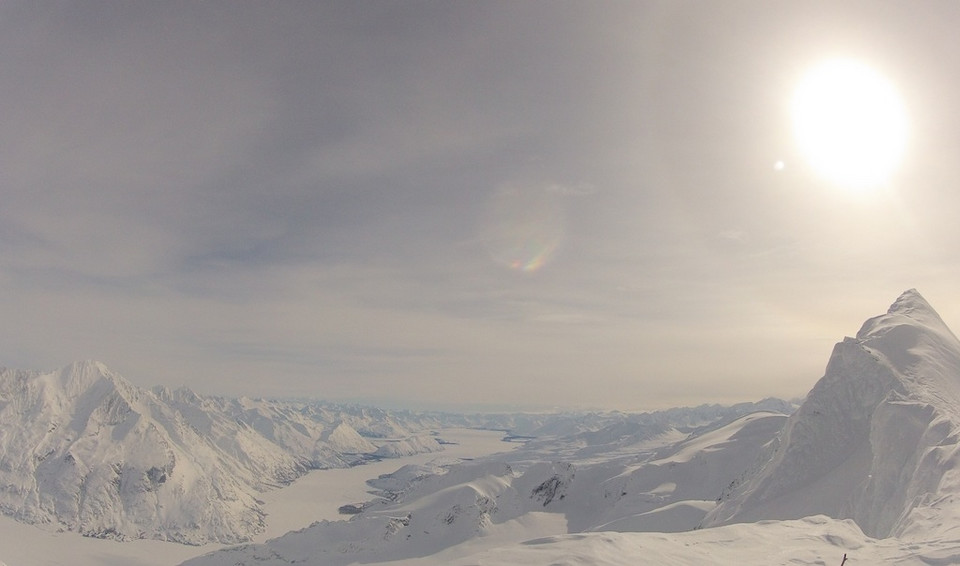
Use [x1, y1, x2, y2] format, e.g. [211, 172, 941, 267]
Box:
[791, 59, 908, 193]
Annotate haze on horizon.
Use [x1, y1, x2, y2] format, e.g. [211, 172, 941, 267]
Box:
[2, 1, 960, 412]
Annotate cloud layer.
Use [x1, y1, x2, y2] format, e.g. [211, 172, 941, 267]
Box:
[2, 2, 960, 410]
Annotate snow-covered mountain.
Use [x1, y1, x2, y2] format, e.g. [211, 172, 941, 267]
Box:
[419, 397, 796, 438]
[181, 408, 789, 565]
[14, 289, 960, 565]
[180, 289, 960, 565]
[0, 361, 277, 544]
[703, 288, 960, 538]
[0, 361, 443, 544]
[449, 291, 960, 566]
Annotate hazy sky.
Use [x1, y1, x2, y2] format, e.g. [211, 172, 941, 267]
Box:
[3, 1, 960, 411]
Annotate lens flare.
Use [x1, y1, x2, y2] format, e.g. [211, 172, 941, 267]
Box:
[478, 183, 565, 273]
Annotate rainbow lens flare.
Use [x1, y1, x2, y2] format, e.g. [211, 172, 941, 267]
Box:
[479, 183, 565, 273]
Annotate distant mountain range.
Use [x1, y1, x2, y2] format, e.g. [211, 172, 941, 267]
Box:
[179, 289, 960, 565]
[0, 358, 795, 547]
[0, 365, 794, 547]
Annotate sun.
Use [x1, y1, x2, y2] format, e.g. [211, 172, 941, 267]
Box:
[791, 59, 908, 193]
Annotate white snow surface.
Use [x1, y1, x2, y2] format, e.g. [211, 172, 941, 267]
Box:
[182, 410, 787, 565]
[181, 289, 960, 565]
[9, 289, 960, 565]
[439, 515, 956, 566]
[372, 434, 444, 458]
[322, 422, 377, 454]
[0, 362, 445, 545]
[704, 288, 960, 539]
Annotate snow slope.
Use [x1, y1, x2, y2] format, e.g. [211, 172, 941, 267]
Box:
[0, 361, 286, 544]
[182, 410, 787, 565]
[704, 289, 960, 539]
[373, 435, 443, 458]
[0, 362, 444, 545]
[322, 422, 378, 455]
[439, 515, 948, 566]
[182, 289, 960, 565]
[17, 290, 960, 565]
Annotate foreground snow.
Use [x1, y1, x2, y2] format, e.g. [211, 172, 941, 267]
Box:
[437, 515, 959, 566]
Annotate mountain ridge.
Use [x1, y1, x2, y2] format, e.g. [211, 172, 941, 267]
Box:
[177, 289, 960, 565]
[704, 289, 960, 538]
[0, 361, 446, 544]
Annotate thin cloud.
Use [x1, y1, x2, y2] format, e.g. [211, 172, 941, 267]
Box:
[0, 3, 957, 410]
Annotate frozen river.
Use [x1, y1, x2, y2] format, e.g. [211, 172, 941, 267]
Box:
[0, 428, 516, 566]
[254, 428, 516, 541]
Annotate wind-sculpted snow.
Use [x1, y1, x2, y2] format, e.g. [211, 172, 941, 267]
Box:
[0, 361, 445, 544]
[705, 289, 960, 539]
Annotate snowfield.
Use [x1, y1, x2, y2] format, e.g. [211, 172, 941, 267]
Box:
[181, 289, 960, 565]
[439, 516, 954, 566]
[7, 289, 960, 565]
[0, 428, 514, 566]
[180, 410, 788, 566]
[0, 362, 457, 545]
[704, 288, 960, 538]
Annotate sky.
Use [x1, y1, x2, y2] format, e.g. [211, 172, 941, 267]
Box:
[2, 1, 960, 412]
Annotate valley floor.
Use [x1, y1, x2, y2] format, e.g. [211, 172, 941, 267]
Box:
[0, 428, 514, 566]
